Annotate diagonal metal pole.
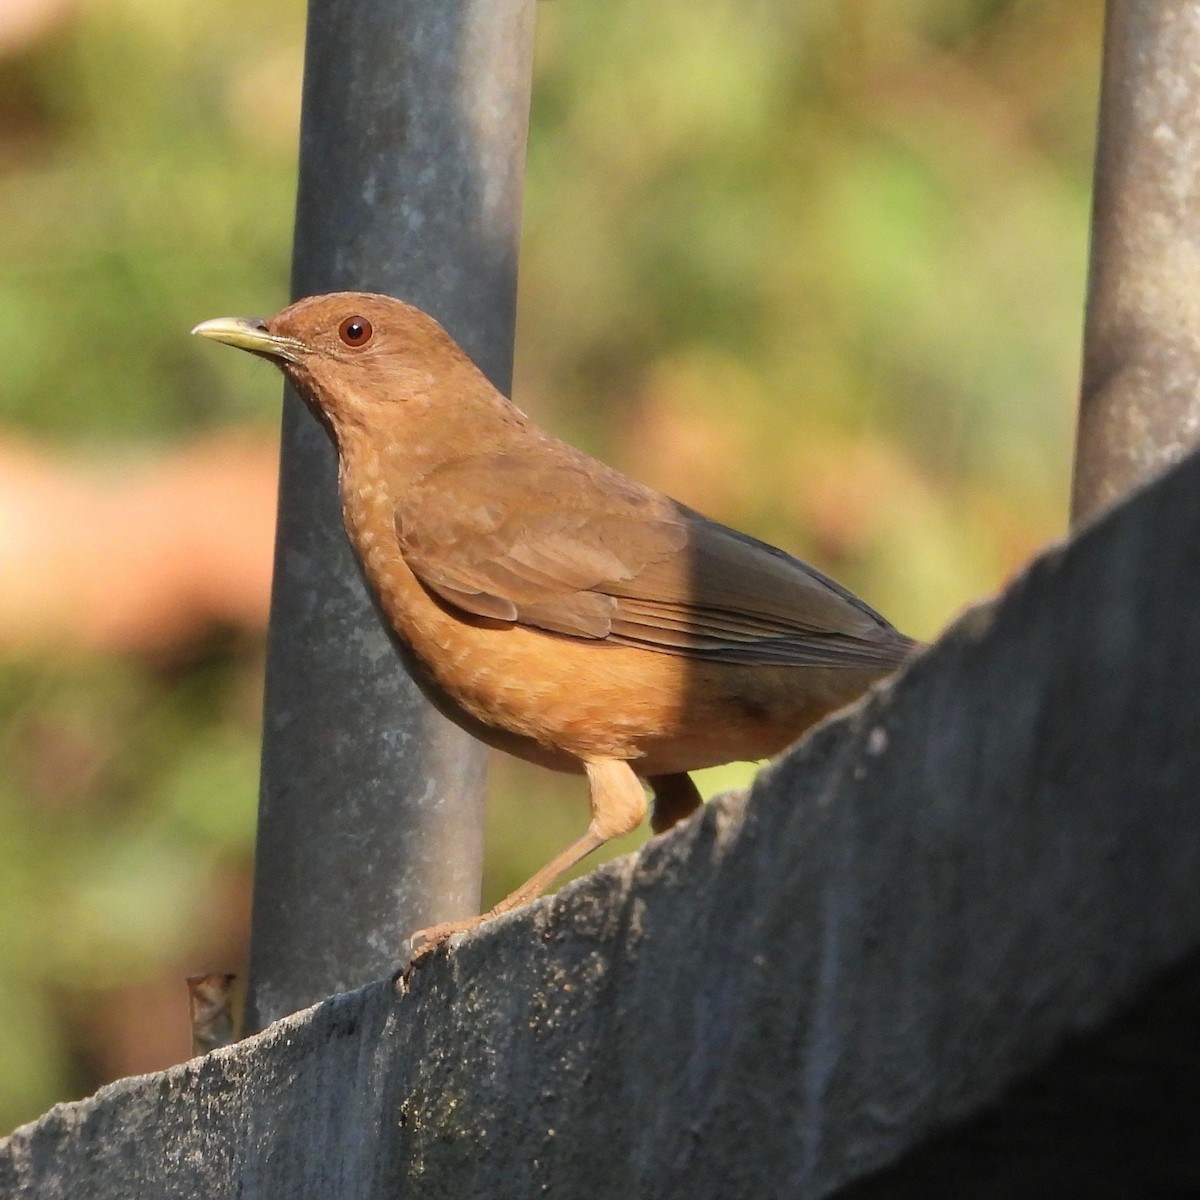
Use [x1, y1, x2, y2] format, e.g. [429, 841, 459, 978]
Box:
[1072, 0, 1200, 528]
[245, 0, 536, 1033]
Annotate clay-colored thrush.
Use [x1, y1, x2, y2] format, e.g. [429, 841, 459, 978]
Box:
[193, 292, 914, 952]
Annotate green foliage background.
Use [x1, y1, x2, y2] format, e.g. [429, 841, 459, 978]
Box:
[0, 0, 1099, 1131]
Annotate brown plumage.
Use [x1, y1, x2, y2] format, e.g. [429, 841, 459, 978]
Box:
[193, 292, 915, 955]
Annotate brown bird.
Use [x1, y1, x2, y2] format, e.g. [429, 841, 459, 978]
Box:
[193, 292, 914, 953]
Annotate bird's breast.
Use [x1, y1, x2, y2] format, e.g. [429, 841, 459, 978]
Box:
[333, 443, 881, 776]
[335, 454, 686, 761]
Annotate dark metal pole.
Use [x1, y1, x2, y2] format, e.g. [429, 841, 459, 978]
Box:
[1072, 1, 1200, 527]
[245, 0, 535, 1032]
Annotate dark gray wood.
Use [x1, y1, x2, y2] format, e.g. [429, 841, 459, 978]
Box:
[5, 446, 1200, 1198]
[249, 0, 535, 1031]
[838, 951, 1200, 1197]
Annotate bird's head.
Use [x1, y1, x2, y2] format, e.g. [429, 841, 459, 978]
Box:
[192, 292, 501, 441]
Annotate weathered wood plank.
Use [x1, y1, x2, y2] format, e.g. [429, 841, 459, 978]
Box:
[3, 449, 1200, 1199]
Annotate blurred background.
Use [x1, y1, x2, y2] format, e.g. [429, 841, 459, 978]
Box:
[0, 0, 1099, 1132]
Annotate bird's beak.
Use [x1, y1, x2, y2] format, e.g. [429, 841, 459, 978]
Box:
[191, 317, 307, 365]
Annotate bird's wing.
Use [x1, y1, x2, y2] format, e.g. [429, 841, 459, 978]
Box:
[396, 449, 913, 668]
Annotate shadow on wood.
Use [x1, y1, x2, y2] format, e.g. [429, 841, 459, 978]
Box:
[3, 448, 1199, 1197]
[835, 950, 1200, 1199]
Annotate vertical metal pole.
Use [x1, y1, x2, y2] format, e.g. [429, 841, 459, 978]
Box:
[245, 0, 536, 1032]
[1072, 1, 1200, 527]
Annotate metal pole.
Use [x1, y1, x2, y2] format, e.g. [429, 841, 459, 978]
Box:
[245, 0, 535, 1032]
[1072, 1, 1200, 527]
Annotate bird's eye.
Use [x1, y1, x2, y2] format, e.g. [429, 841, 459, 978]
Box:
[338, 316, 373, 348]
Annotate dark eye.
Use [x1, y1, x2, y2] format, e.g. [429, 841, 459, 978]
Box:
[338, 316, 373, 347]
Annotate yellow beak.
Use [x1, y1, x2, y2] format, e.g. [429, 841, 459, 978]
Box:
[191, 317, 306, 364]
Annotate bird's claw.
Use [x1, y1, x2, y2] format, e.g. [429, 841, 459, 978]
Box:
[405, 917, 484, 967]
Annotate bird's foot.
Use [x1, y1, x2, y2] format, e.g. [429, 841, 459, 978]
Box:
[405, 915, 487, 966]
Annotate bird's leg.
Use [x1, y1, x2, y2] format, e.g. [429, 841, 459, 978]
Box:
[409, 759, 648, 959]
[647, 772, 703, 833]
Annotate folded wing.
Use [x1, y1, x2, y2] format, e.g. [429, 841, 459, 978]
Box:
[396, 448, 913, 669]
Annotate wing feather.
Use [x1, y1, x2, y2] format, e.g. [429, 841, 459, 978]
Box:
[395, 450, 913, 669]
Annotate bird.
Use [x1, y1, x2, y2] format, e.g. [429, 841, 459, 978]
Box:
[193, 292, 915, 955]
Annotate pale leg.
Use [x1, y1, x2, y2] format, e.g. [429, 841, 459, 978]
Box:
[409, 759, 648, 958]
